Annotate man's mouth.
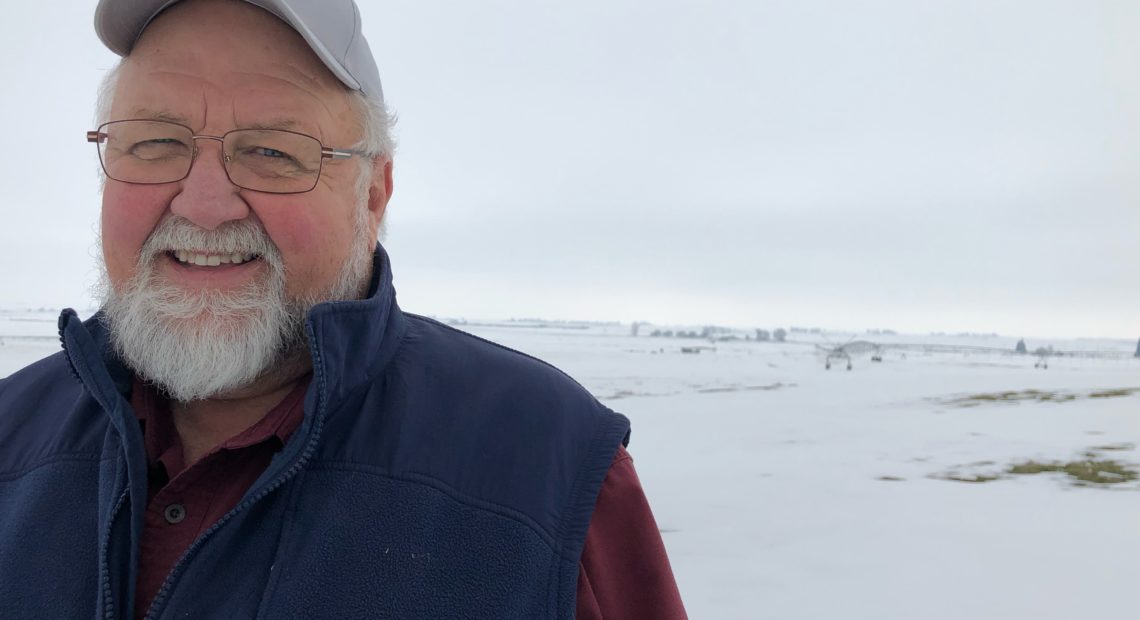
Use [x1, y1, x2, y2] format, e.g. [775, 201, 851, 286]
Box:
[168, 250, 261, 267]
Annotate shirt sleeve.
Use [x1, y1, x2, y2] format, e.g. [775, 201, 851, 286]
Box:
[575, 445, 687, 619]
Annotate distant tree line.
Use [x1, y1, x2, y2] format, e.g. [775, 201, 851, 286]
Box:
[1016, 339, 1059, 356]
[754, 328, 786, 342]
[647, 326, 787, 342]
[649, 329, 703, 339]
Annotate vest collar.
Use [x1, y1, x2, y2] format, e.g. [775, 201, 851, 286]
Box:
[303, 243, 406, 407]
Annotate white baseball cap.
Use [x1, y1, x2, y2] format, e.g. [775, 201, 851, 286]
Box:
[94, 0, 385, 101]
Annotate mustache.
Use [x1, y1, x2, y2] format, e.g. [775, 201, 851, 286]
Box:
[139, 216, 282, 264]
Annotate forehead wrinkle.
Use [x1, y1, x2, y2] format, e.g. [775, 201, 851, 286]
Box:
[262, 60, 339, 94]
[228, 112, 304, 133]
[118, 62, 353, 143]
[230, 91, 352, 145]
[231, 103, 326, 142]
[112, 67, 213, 125]
[123, 106, 194, 125]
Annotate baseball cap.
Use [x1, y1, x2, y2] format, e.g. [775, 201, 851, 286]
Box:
[94, 0, 384, 102]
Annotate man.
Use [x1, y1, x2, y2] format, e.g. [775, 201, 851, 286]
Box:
[0, 0, 685, 618]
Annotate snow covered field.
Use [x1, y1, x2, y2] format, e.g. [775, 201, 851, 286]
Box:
[3, 310, 1138, 619]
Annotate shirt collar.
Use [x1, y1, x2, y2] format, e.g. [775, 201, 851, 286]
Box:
[130, 375, 310, 476]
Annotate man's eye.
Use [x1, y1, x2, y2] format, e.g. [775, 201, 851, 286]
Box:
[129, 138, 189, 159]
[136, 138, 178, 145]
[249, 146, 292, 159]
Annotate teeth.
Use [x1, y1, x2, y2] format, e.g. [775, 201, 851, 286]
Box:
[172, 251, 259, 267]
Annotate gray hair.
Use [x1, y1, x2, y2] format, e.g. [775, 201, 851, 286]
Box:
[348, 89, 397, 159]
[347, 90, 395, 240]
[94, 63, 122, 129]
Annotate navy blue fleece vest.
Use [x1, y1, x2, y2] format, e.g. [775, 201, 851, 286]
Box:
[0, 247, 630, 619]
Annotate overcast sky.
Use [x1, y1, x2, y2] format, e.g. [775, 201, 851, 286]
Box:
[2, 1, 1138, 338]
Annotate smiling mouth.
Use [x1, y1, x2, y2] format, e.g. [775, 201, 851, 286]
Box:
[168, 250, 262, 267]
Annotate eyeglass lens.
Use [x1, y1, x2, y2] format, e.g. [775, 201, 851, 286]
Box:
[94, 120, 325, 194]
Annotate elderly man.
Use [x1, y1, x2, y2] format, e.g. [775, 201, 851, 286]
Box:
[0, 0, 685, 618]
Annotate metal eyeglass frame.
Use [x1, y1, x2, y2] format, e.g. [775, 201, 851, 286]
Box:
[87, 119, 370, 194]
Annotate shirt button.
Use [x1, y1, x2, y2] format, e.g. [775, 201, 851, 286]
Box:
[164, 503, 187, 524]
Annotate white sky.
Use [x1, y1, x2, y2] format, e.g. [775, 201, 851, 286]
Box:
[1, 1, 1138, 338]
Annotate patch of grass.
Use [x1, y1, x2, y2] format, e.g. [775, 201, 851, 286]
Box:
[1090, 442, 1135, 452]
[929, 468, 1003, 483]
[945, 386, 1140, 408]
[597, 389, 676, 400]
[1088, 388, 1137, 399]
[936, 473, 1002, 483]
[967, 390, 1028, 402]
[697, 382, 791, 394]
[948, 389, 1076, 406]
[1007, 459, 1138, 485]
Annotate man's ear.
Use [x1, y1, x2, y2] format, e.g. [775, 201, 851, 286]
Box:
[366, 156, 393, 230]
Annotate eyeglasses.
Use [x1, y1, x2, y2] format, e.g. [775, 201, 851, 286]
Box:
[87, 119, 368, 194]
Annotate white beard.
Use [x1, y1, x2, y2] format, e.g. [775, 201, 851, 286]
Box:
[98, 208, 375, 402]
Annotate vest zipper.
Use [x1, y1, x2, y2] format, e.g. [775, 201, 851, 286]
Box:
[142, 323, 329, 620]
[101, 489, 130, 620]
[67, 309, 144, 620]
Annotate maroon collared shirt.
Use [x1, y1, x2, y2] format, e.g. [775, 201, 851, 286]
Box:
[131, 378, 686, 619]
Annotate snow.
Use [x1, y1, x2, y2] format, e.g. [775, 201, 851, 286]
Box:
[3, 312, 1138, 619]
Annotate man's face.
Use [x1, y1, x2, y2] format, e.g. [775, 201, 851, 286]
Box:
[101, 0, 390, 308]
[98, 0, 393, 400]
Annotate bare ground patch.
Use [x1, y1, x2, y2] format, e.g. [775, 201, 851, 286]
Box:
[595, 389, 681, 400]
[927, 460, 1004, 484]
[1090, 442, 1135, 452]
[928, 451, 1139, 488]
[941, 387, 1139, 408]
[596, 381, 795, 400]
[696, 382, 795, 394]
[1007, 459, 1137, 485]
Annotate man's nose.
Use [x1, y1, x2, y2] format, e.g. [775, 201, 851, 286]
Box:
[168, 138, 251, 230]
